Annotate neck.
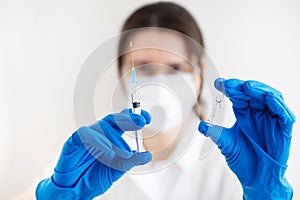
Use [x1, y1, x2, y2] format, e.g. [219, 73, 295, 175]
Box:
[143, 125, 180, 162]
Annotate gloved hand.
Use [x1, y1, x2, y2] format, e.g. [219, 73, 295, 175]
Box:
[199, 78, 295, 200]
[36, 109, 152, 200]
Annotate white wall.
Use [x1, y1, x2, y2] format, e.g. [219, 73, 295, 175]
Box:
[1, 0, 299, 199]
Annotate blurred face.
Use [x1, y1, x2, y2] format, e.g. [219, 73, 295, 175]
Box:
[120, 30, 201, 159]
[121, 30, 197, 77]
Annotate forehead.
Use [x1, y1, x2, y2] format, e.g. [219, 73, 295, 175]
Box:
[125, 29, 188, 63]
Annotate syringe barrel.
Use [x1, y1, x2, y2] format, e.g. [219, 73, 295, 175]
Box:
[131, 84, 141, 113]
[133, 104, 141, 115]
[130, 85, 142, 152]
[130, 84, 140, 102]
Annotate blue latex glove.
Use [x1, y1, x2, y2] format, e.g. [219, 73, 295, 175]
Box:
[199, 78, 295, 200]
[36, 109, 152, 200]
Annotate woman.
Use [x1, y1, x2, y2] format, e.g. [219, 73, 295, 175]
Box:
[36, 2, 295, 200]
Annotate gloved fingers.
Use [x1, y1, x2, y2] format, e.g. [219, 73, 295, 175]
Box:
[78, 126, 113, 153]
[99, 111, 147, 152]
[93, 120, 131, 152]
[77, 126, 139, 172]
[214, 78, 251, 109]
[95, 120, 132, 153]
[102, 109, 151, 157]
[140, 110, 152, 124]
[215, 78, 245, 98]
[61, 131, 83, 155]
[112, 144, 133, 159]
[111, 151, 152, 172]
[121, 108, 152, 125]
[78, 127, 132, 159]
[198, 121, 234, 155]
[55, 130, 98, 173]
[89, 111, 147, 152]
[248, 99, 266, 111]
[243, 81, 295, 124]
[242, 80, 281, 111]
[266, 94, 296, 125]
[103, 112, 147, 132]
[56, 126, 127, 173]
[242, 80, 283, 101]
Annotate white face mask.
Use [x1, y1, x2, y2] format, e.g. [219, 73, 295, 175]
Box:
[137, 73, 197, 134]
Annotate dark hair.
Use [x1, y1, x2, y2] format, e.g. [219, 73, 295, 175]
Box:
[118, 2, 205, 119]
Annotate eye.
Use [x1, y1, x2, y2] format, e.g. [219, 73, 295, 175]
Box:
[136, 64, 153, 75]
[137, 64, 147, 71]
[169, 64, 184, 73]
[173, 65, 181, 71]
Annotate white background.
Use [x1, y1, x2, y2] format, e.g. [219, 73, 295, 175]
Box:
[1, 0, 299, 199]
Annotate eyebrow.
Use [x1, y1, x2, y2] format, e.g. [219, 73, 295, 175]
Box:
[134, 59, 186, 66]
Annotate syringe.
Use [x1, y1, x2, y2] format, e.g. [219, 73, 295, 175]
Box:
[130, 41, 142, 152]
